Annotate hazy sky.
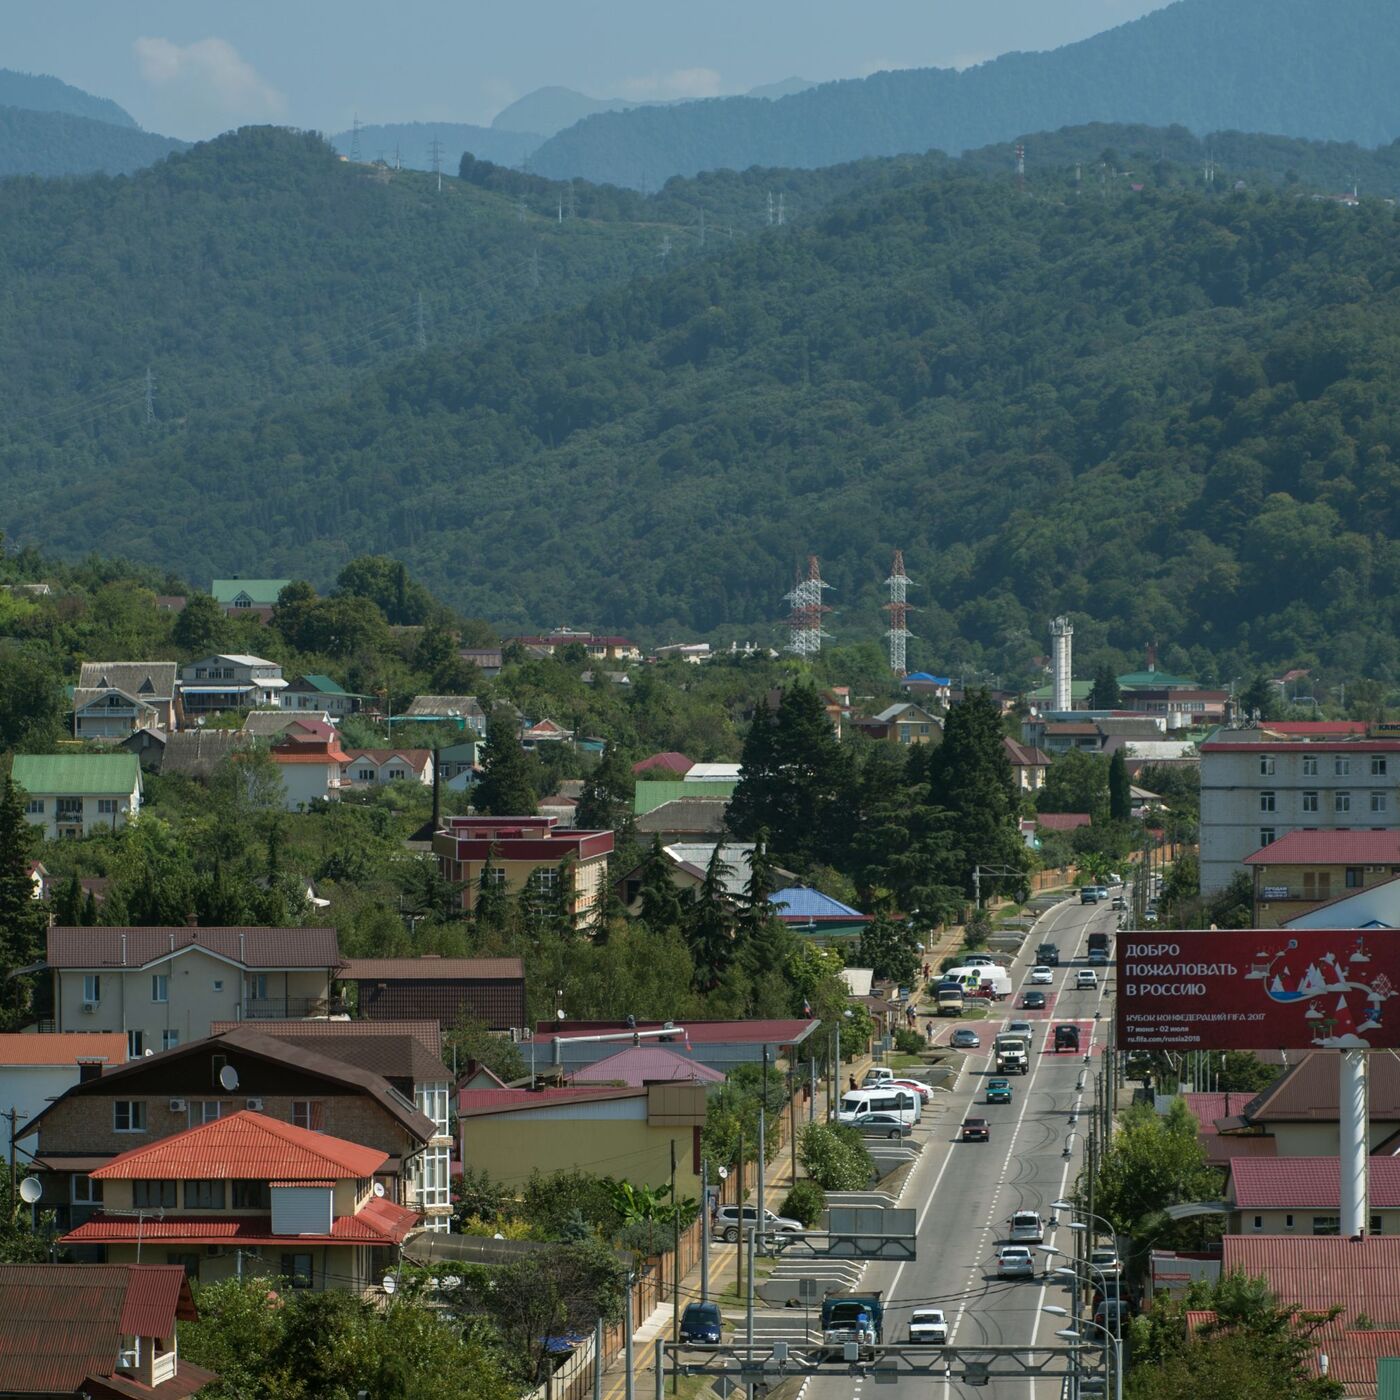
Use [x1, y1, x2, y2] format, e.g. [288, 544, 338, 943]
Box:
[7, 0, 1173, 139]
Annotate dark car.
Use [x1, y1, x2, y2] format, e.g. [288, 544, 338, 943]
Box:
[1021, 990, 1047, 1010]
[961, 1117, 990, 1142]
[679, 1301, 722, 1345]
[986, 1078, 1012, 1105]
[1053, 1024, 1081, 1052]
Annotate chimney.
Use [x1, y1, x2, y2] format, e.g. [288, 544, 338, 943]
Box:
[1146, 642, 1157, 674]
[184, 912, 199, 928]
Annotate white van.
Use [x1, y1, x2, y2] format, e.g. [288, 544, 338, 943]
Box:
[945, 965, 1012, 998]
[838, 1088, 920, 1126]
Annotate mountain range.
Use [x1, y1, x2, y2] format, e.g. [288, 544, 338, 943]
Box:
[529, 0, 1400, 187]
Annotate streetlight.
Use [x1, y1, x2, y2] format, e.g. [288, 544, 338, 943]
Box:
[1043, 1310, 1122, 1400]
[1041, 1240, 1122, 1400]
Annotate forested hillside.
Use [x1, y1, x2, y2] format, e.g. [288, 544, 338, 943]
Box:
[0, 104, 187, 177]
[0, 68, 136, 127]
[529, 0, 1400, 187]
[7, 165, 1400, 683]
[329, 120, 540, 173]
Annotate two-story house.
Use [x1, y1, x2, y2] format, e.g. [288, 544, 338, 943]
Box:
[74, 662, 179, 736]
[60, 1110, 419, 1293]
[44, 924, 344, 1056]
[1245, 829, 1400, 926]
[269, 735, 352, 810]
[13, 754, 143, 839]
[177, 654, 287, 716]
[338, 956, 525, 1033]
[343, 749, 433, 787]
[431, 816, 614, 922]
[403, 695, 488, 734]
[209, 1018, 453, 1230]
[0, 1033, 127, 1137]
[280, 673, 366, 718]
[73, 686, 160, 740]
[0, 1263, 217, 1398]
[1199, 727, 1400, 894]
[210, 578, 289, 621]
[21, 1027, 435, 1247]
[853, 702, 942, 746]
[1003, 735, 1051, 792]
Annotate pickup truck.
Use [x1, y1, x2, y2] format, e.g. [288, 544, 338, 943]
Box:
[820, 1292, 883, 1359]
[994, 1033, 1029, 1075]
[862, 1067, 895, 1087]
[1035, 943, 1060, 966]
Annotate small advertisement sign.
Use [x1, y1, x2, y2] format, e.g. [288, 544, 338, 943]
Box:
[1117, 929, 1400, 1050]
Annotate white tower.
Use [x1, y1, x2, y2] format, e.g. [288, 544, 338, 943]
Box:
[1050, 616, 1074, 713]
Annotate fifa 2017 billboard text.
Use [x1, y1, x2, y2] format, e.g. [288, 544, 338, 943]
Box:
[1117, 929, 1400, 1051]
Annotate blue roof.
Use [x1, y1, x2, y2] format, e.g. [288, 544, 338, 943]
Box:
[769, 886, 865, 919]
[904, 672, 951, 685]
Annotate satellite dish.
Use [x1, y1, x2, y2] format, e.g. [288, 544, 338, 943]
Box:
[717, 1166, 729, 1180]
[18, 1178, 41, 1205]
[382, 1275, 396, 1295]
[373, 1182, 385, 1198]
[144, 1049, 153, 1057]
[218, 1064, 239, 1092]
[556, 1009, 566, 1020]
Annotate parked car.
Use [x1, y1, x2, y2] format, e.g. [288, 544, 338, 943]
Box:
[962, 955, 999, 967]
[679, 1301, 723, 1344]
[862, 1067, 895, 1087]
[951, 1028, 981, 1049]
[908, 1308, 948, 1344]
[996, 1246, 1035, 1279]
[1020, 990, 1046, 1010]
[1091, 1247, 1122, 1276]
[889, 1078, 933, 1102]
[986, 1078, 1012, 1105]
[1095, 1298, 1131, 1329]
[961, 1118, 990, 1142]
[712, 1205, 804, 1244]
[852, 1112, 913, 1139]
[1075, 969, 1099, 989]
[1029, 966, 1054, 984]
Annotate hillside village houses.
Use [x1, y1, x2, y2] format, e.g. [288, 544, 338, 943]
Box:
[210, 577, 288, 620]
[14, 753, 142, 840]
[177, 653, 287, 716]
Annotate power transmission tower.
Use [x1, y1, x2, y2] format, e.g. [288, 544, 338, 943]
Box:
[394, 141, 402, 172]
[516, 196, 528, 224]
[415, 291, 427, 351]
[884, 549, 915, 676]
[659, 235, 672, 268]
[1015, 142, 1025, 192]
[144, 367, 155, 426]
[350, 113, 362, 163]
[428, 136, 444, 192]
[777, 193, 785, 226]
[527, 246, 541, 289]
[697, 207, 705, 247]
[783, 556, 832, 657]
[767, 191, 774, 226]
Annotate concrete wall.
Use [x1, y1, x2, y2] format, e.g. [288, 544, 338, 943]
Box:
[1230, 1205, 1400, 1234]
[277, 762, 343, 811]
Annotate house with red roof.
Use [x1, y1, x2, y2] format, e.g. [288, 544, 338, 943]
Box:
[1226, 1157, 1400, 1236]
[342, 748, 433, 787]
[632, 752, 694, 777]
[1035, 812, 1093, 833]
[1246, 829, 1400, 927]
[61, 1111, 419, 1293]
[0, 1262, 216, 1397]
[269, 736, 351, 810]
[0, 1033, 127, 1139]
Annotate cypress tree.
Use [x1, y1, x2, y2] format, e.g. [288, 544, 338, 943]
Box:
[0, 776, 48, 1028]
[1109, 749, 1133, 824]
[473, 708, 537, 816]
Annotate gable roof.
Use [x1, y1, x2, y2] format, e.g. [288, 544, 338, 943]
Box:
[1035, 812, 1093, 831]
[291, 673, 355, 696]
[1229, 1157, 1400, 1209]
[1244, 829, 1400, 865]
[636, 799, 730, 836]
[343, 748, 433, 768]
[77, 662, 178, 699]
[404, 694, 486, 718]
[872, 702, 939, 723]
[634, 780, 738, 815]
[1003, 736, 1051, 766]
[339, 956, 524, 982]
[1223, 1234, 1400, 1329]
[769, 886, 869, 921]
[92, 1109, 387, 1181]
[241, 711, 313, 738]
[208, 1019, 447, 1081]
[532, 1018, 821, 1049]
[0, 1264, 205, 1394]
[210, 579, 288, 606]
[72, 686, 160, 715]
[458, 1085, 649, 1117]
[573, 1045, 727, 1086]
[158, 728, 248, 778]
[1116, 670, 1197, 689]
[1235, 1052, 1400, 1124]
[633, 752, 694, 776]
[0, 1033, 127, 1068]
[11, 753, 140, 796]
[46, 925, 340, 971]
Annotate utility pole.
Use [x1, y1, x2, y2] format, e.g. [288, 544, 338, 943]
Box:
[4, 1107, 16, 1219]
[767, 190, 774, 226]
[350, 113, 362, 163]
[735, 1126, 744, 1295]
[700, 1157, 710, 1302]
[429, 136, 444, 193]
[671, 1139, 680, 1393]
[144, 367, 155, 426]
[624, 1267, 635, 1400]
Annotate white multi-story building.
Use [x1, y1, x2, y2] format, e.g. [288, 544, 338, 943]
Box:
[177, 654, 286, 716]
[1199, 725, 1400, 894]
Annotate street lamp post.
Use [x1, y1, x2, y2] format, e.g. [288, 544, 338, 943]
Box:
[1044, 1310, 1123, 1400]
[1048, 1205, 1125, 1396]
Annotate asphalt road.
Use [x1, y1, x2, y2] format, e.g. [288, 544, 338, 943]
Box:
[803, 891, 1122, 1400]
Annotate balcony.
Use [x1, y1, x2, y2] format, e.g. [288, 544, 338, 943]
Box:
[244, 996, 347, 1020]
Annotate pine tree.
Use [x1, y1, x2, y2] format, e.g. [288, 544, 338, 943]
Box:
[54, 872, 83, 927]
[1088, 664, 1122, 711]
[0, 776, 48, 1029]
[575, 746, 634, 838]
[1109, 749, 1133, 824]
[637, 836, 686, 930]
[474, 845, 510, 933]
[473, 709, 537, 816]
[685, 846, 736, 990]
[81, 889, 98, 926]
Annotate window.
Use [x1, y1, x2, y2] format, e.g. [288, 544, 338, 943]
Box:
[162, 1030, 179, 1051]
[127, 1030, 144, 1060]
[1302, 791, 1319, 813]
[1259, 829, 1276, 847]
[281, 1253, 313, 1289]
[291, 1101, 324, 1131]
[97, 799, 118, 815]
[167, 1252, 200, 1279]
[152, 974, 168, 1003]
[356, 769, 374, 782]
[114, 1101, 145, 1133]
[1303, 755, 1319, 776]
[1303, 872, 1332, 901]
[191, 1100, 224, 1125]
[1259, 755, 1275, 776]
[421, 1149, 450, 1208]
[82, 975, 101, 1003]
[212, 980, 223, 992]
[1285, 1214, 1295, 1229]
[1252, 1215, 1263, 1231]
[56, 798, 82, 820]
[232, 1180, 271, 1209]
[1259, 791, 1276, 813]
[534, 867, 559, 892]
[1373, 1214, 1385, 1236]
[1374, 792, 1389, 813]
[1374, 756, 1389, 776]
[485, 867, 506, 887]
[1336, 791, 1352, 813]
[1336, 756, 1352, 777]
[1312, 1216, 1341, 1236]
[132, 1180, 176, 1208]
[417, 1084, 450, 1134]
[246, 974, 268, 1001]
[1347, 868, 1365, 889]
[184, 1180, 225, 1209]
[25, 799, 43, 815]
[71, 1175, 103, 1205]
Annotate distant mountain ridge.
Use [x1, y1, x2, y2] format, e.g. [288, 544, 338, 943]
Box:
[0, 104, 186, 178]
[0, 68, 137, 128]
[330, 121, 540, 173]
[528, 0, 1400, 187]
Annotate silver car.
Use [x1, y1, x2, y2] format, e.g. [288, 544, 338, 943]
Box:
[997, 1246, 1035, 1279]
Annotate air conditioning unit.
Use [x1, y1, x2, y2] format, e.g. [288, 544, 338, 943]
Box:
[169, 1099, 187, 1113]
[81, 1002, 96, 1015]
[245, 1096, 264, 1111]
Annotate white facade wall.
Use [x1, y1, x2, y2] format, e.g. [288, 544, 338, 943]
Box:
[276, 761, 346, 811]
[0, 1066, 90, 1136]
[23, 782, 141, 840]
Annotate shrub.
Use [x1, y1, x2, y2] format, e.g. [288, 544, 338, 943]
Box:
[780, 1179, 827, 1226]
[798, 1122, 875, 1191]
[893, 1028, 925, 1056]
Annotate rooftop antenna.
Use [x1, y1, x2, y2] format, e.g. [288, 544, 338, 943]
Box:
[884, 550, 915, 677]
[784, 555, 832, 657]
[350, 113, 362, 163]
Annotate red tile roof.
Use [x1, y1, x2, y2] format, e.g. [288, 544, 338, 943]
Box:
[1244, 829, 1400, 865]
[1183, 1092, 1259, 1134]
[1230, 1157, 1400, 1209]
[1224, 1235, 1400, 1329]
[0, 1033, 127, 1066]
[45, 925, 341, 970]
[0, 1264, 202, 1394]
[458, 1085, 648, 1116]
[1035, 812, 1093, 831]
[633, 752, 694, 775]
[1240, 1053, 1400, 1122]
[207, 1016, 442, 1059]
[62, 1197, 418, 1247]
[91, 1109, 388, 1181]
[571, 1046, 727, 1086]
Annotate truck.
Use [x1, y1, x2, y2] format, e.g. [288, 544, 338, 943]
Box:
[1087, 931, 1110, 957]
[1035, 942, 1060, 966]
[994, 1032, 1030, 1075]
[936, 984, 965, 1016]
[820, 1292, 884, 1359]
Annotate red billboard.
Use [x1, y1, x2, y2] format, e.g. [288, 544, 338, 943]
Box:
[1117, 929, 1400, 1051]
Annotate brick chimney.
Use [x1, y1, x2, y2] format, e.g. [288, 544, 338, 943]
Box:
[1145, 642, 1157, 674]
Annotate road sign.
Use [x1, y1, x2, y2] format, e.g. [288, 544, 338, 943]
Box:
[1118, 928, 1400, 1050]
[798, 1279, 820, 1303]
[713, 1377, 738, 1398]
[827, 1206, 917, 1259]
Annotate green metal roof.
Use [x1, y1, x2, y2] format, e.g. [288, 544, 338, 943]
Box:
[210, 579, 289, 605]
[634, 779, 738, 815]
[1026, 680, 1093, 703]
[12, 753, 141, 795]
[295, 673, 368, 697]
[1116, 670, 1197, 690]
